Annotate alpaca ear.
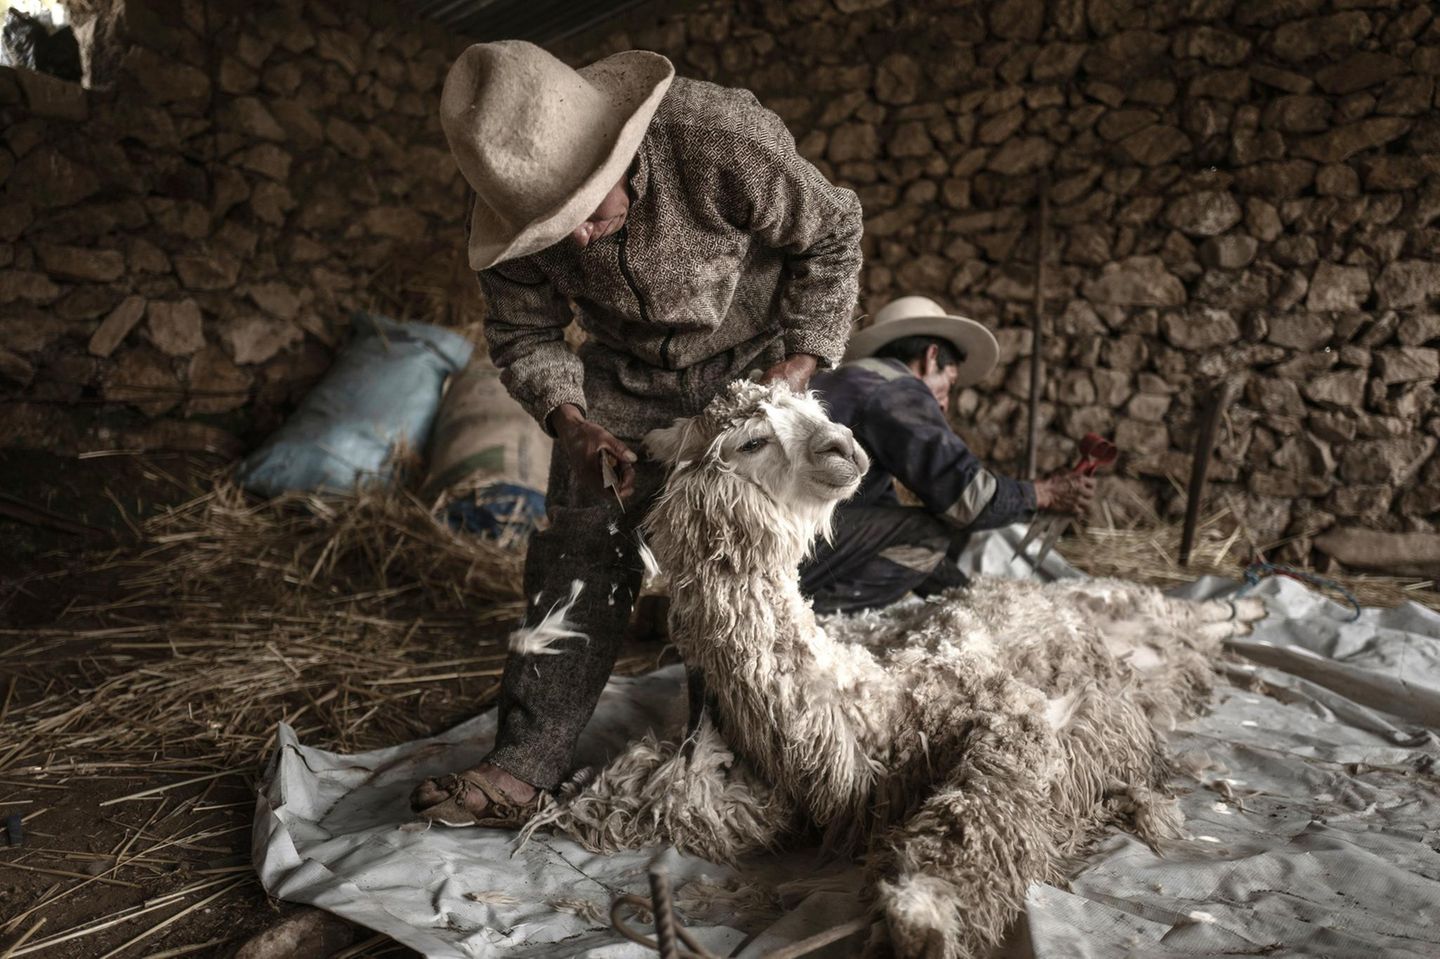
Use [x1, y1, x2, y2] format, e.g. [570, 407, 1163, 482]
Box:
[644, 419, 698, 467]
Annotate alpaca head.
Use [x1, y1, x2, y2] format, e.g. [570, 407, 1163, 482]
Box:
[643, 380, 869, 578]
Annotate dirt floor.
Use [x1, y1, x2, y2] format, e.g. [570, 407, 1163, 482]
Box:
[0, 449, 603, 958]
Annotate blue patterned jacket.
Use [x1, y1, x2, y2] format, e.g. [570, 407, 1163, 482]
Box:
[810, 358, 1035, 530]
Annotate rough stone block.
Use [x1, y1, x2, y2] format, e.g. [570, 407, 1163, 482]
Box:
[1270, 12, 1373, 62]
[6, 146, 101, 208]
[1261, 95, 1330, 132]
[1160, 307, 1240, 349]
[1199, 234, 1258, 269]
[249, 181, 295, 226]
[0, 346, 33, 385]
[1314, 528, 1440, 575]
[0, 66, 21, 105]
[221, 314, 302, 364]
[1397, 313, 1440, 346]
[225, 97, 286, 140]
[232, 143, 292, 181]
[1119, 125, 1190, 166]
[874, 53, 919, 105]
[1374, 260, 1440, 309]
[127, 237, 171, 274]
[1082, 256, 1186, 306]
[1249, 63, 1313, 94]
[0, 269, 61, 303]
[218, 56, 259, 95]
[147, 299, 205, 355]
[1305, 262, 1371, 311]
[186, 345, 253, 414]
[1173, 25, 1251, 67]
[89, 295, 147, 357]
[1375, 347, 1440, 384]
[1124, 391, 1171, 422]
[1314, 52, 1406, 95]
[828, 123, 877, 163]
[986, 137, 1053, 175]
[104, 346, 180, 416]
[1114, 418, 1169, 454]
[174, 248, 242, 291]
[325, 116, 371, 159]
[1303, 368, 1367, 408]
[123, 46, 211, 103]
[1266, 312, 1333, 350]
[1231, 159, 1316, 198]
[888, 121, 934, 158]
[1340, 436, 1436, 486]
[1290, 117, 1411, 164]
[15, 68, 87, 121]
[35, 244, 125, 282]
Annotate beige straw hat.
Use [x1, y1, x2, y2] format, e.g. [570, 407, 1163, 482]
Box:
[440, 41, 675, 270]
[845, 295, 999, 387]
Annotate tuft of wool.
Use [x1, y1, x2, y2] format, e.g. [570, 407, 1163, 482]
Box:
[521, 717, 797, 865]
[508, 579, 586, 656]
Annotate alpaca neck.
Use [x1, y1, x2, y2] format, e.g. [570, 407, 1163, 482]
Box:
[666, 556, 882, 826]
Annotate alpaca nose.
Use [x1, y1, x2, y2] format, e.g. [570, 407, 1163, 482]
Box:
[811, 427, 856, 461]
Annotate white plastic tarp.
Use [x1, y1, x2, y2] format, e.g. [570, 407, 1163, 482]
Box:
[254, 526, 1440, 957]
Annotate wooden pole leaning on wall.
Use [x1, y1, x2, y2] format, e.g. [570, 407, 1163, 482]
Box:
[1025, 175, 1050, 481]
[1179, 374, 1245, 568]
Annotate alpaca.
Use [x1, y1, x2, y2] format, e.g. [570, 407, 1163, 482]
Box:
[528, 381, 1265, 958]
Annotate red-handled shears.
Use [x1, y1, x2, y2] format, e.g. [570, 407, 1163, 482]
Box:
[1013, 433, 1117, 568]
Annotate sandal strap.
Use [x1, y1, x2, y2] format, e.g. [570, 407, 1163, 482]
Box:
[424, 769, 540, 827]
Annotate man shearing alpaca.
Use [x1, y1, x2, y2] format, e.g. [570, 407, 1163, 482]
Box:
[799, 295, 1095, 613]
[411, 41, 863, 825]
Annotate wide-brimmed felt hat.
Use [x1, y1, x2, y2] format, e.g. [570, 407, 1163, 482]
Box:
[845, 295, 999, 388]
[440, 41, 674, 270]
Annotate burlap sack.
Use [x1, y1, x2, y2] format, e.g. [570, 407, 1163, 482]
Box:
[424, 354, 552, 498]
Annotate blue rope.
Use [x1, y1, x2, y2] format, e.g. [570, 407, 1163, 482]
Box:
[1236, 561, 1362, 622]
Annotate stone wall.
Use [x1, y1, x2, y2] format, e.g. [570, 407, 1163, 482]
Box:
[0, 0, 473, 443]
[560, 0, 1440, 557]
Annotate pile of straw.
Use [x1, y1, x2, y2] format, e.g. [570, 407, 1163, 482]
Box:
[1, 477, 547, 955]
[1064, 504, 1439, 611]
[2, 480, 530, 778]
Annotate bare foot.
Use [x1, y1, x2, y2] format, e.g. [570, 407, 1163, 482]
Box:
[410, 762, 539, 825]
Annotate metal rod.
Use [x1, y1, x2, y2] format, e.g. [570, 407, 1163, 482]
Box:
[648, 859, 680, 959]
[1025, 175, 1050, 481]
[1179, 376, 1243, 567]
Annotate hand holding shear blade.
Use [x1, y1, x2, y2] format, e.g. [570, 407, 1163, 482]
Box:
[1014, 433, 1116, 567]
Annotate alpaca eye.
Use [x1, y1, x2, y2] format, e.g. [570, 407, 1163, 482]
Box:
[738, 437, 768, 454]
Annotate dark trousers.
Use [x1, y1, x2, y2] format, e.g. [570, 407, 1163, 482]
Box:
[799, 506, 970, 614]
[485, 341, 787, 789]
[485, 442, 667, 789]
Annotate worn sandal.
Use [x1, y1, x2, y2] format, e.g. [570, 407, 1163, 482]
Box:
[410, 769, 542, 828]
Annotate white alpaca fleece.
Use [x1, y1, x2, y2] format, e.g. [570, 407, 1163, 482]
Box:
[521, 717, 796, 865]
[508, 580, 586, 655]
[540, 381, 1267, 959]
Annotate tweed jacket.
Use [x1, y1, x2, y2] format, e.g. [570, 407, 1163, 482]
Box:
[476, 76, 864, 436]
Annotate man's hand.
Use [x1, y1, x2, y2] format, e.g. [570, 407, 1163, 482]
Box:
[1033, 473, 1096, 516]
[548, 404, 638, 501]
[758, 353, 820, 393]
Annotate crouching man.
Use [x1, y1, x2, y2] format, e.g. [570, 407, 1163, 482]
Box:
[801, 295, 1093, 613]
[410, 41, 863, 825]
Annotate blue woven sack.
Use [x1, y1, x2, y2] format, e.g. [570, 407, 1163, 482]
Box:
[237, 312, 473, 496]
